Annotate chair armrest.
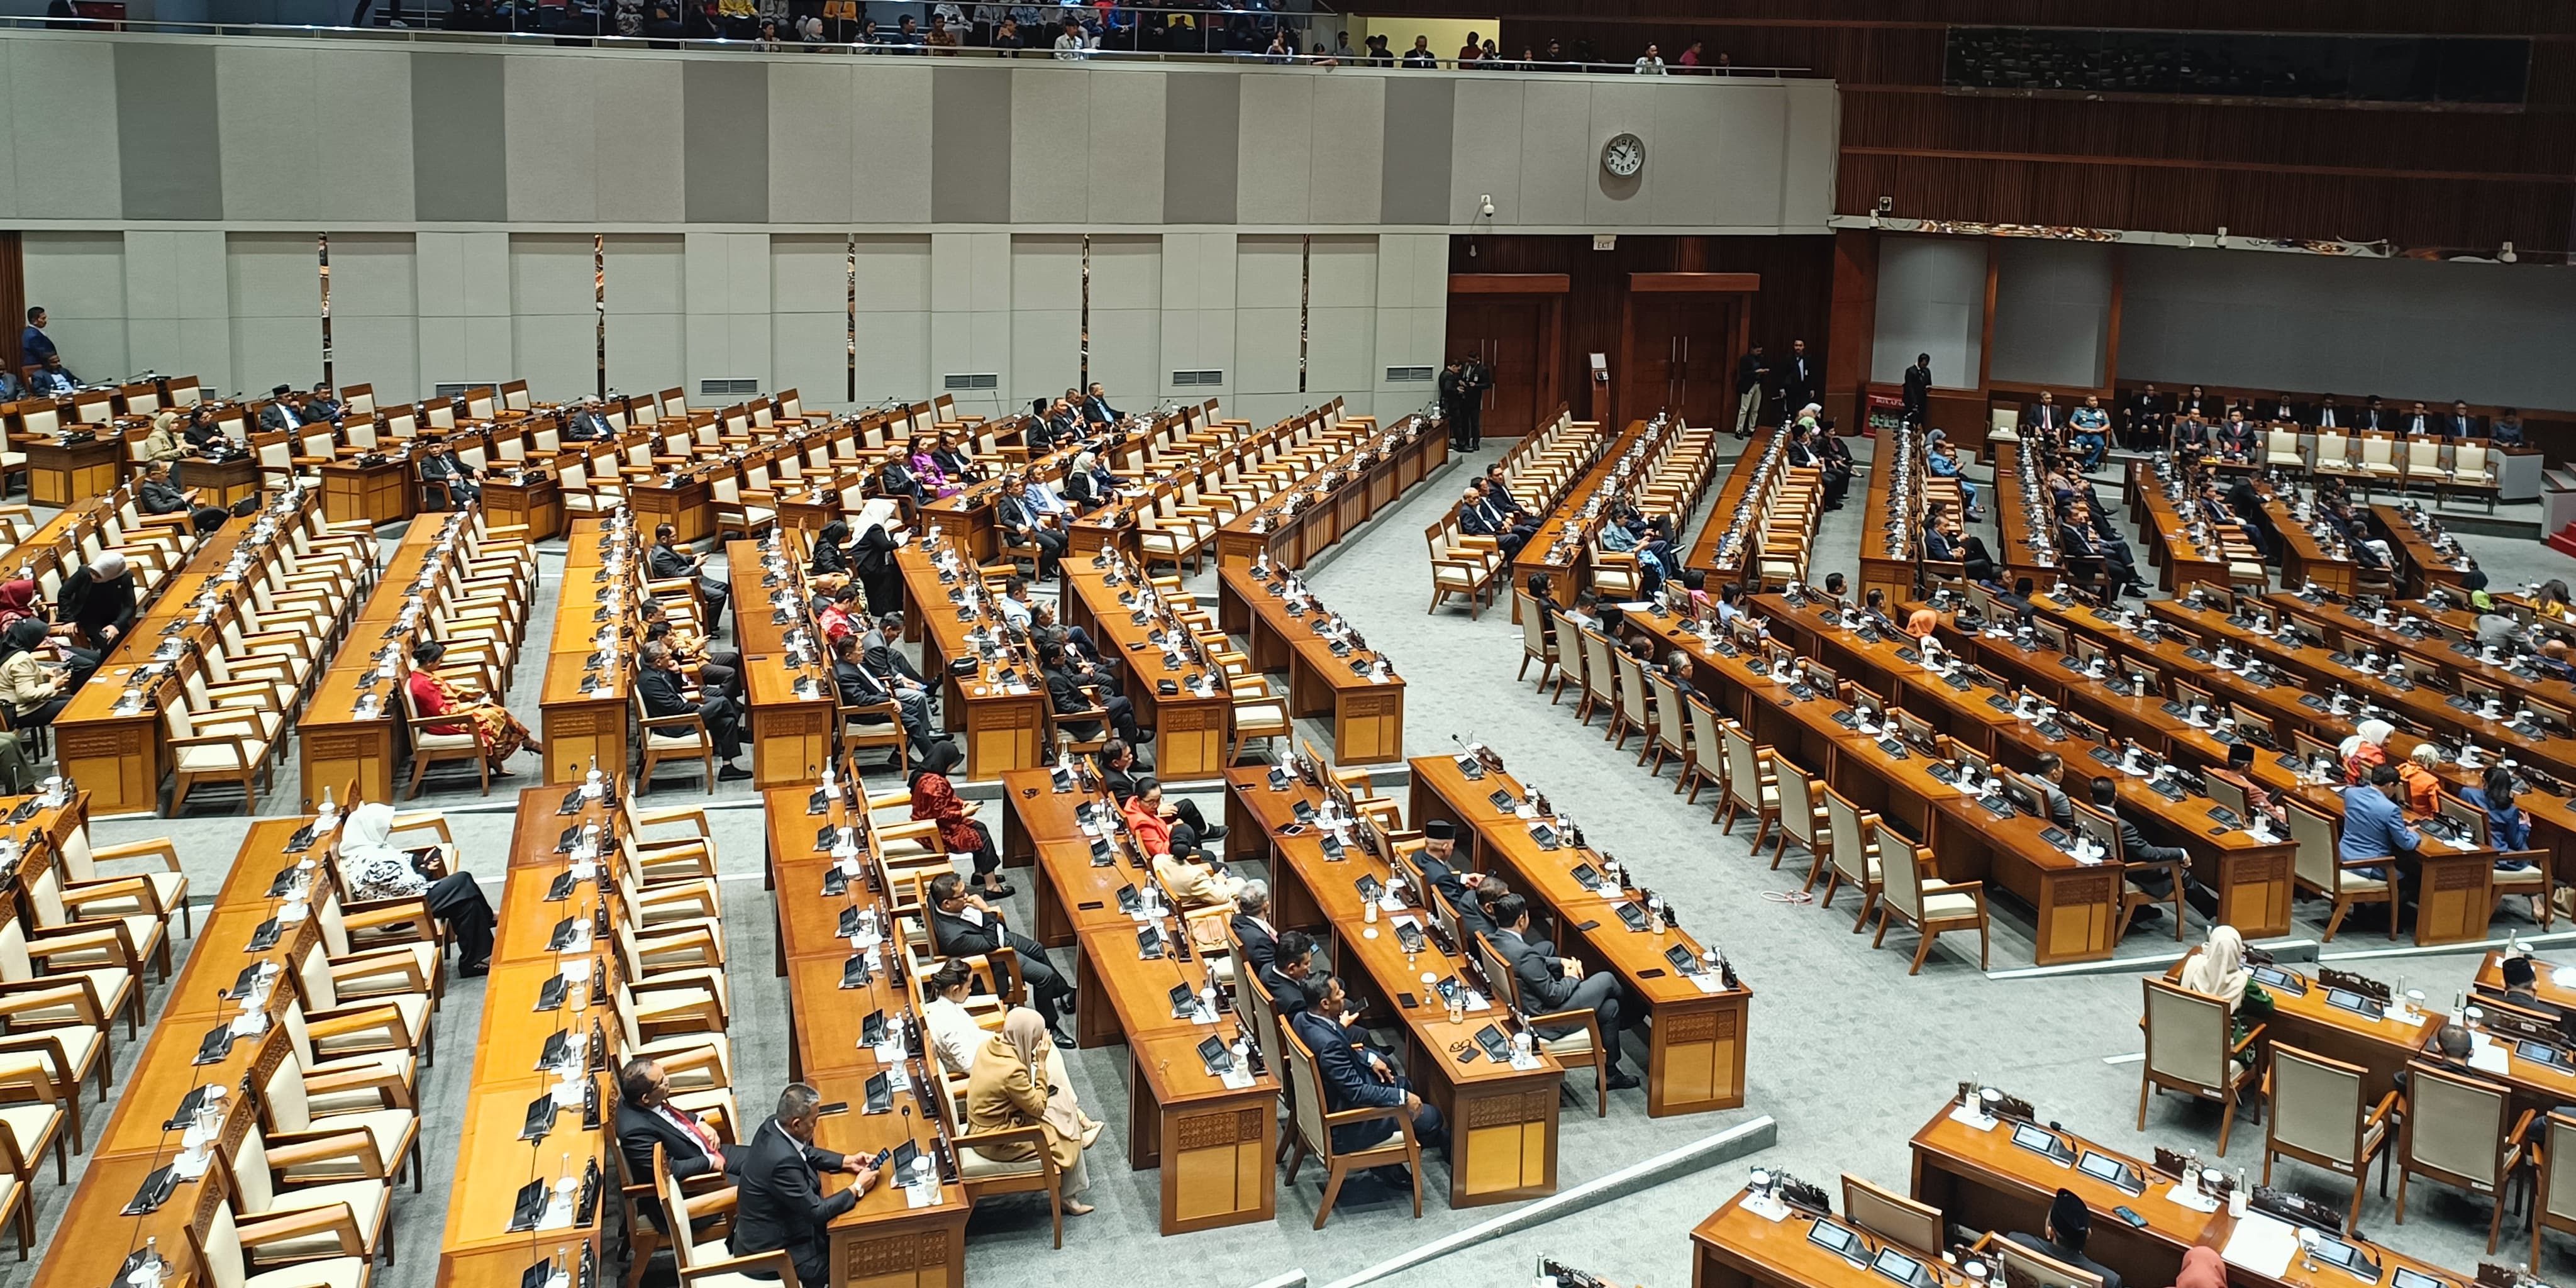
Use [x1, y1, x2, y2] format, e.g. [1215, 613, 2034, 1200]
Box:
[0, 984, 102, 1027]
[680, 1248, 801, 1288]
[2365, 1089, 2403, 1130]
[235, 1203, 367, 1257]
[299, 1064, 414, 1109]
[2229, 1022, 2265, 1056]
[58, 875, 158, 915]
[90, 838, 185, 872]
[262, 1130, 380, 1172]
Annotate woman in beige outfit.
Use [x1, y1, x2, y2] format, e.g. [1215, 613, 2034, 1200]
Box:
[964, 1008, 1101, 1214]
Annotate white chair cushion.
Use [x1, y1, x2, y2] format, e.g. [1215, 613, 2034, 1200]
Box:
[23, 966, 129, 1020]
[1236, 704, 1287, 726]
[177, 740, 267, 772]
[2340, 874, 2389, 892]
[959, 1146, 1045, 1179]
[246, 1258, 370, 1288]
[3, 1024, 97, 1077]
[648, 728, 708, 747]
[0, 1102, 58, 1152]
[250, 1180, 385, 1260]
[1922, 891, 1981, 919]
[1540, 1030, 1594, 1057]
[412, 731, 479, 752]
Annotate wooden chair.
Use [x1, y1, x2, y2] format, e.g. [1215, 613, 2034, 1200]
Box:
[655, 1144, 803, 1287]
[1819, 789, 1882, 926]
[396, 662, 496, 799]
[1869, 819, 1987, 974]
[1770, 763, 1828, 882]
[1278, 1024, 1422, 1230]
[0, 1060, 66, 1192]
[1842, 1174, 1943, 1252]
[1991, 1235, 2104, 1288]
[1514, 589, 1558, 687]
[1641, 670, 1691, 779]
[182, 1170, 379, 1288]
[1574, 628, 1619, 727]
[926, 1048, 1067, 1249]
[836, 691, 910, 776]
[219, 1117, 394, 1269]
[2139, 978, 2260, 1154]
[2262, 1043, 2397, 1235]
[1472, 931, 1609, 1118]
[2529, 1112, 2576, 1272]
[1608, 648, 1655, 753]
[1227, 675, 1289, 765]
[1424, 523, 1496, 618]
[1552, 614, 1589, 706]
[2394, 1061, 2528, 1252]
[255, 1043, 425, 1193]
[1716, 722, 1779, 849]
[634, 689, 716, 795]
[2285, 796, 2394, 940]
[1677, 696, 1725, 804]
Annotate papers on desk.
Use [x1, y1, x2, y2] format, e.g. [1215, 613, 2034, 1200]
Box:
[2469, 1031, 2511, 1076]
[1948, 1104, 1999, 1131]
[903, 1180, 944, 1209]
[2162, 1181, 2220, 1213]
[1368, 672, 1392, 684]
[2443, 833, 2479, 851]
[2221, 1212, 2299, 1278]
[1690, 970, 1730, 995]
[1741, 1190, 1793, 1223]
[1614, 601, 1655, 613]
[1006, 681, 1031, 696]
[1219, 1065, 1257, 1091]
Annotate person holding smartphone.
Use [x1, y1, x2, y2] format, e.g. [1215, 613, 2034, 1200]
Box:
[0, 619, 74, 730]
[733, 1084, 881, 1285]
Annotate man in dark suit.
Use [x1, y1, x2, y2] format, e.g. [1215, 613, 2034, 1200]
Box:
[2264, 392, 2303, 425]
[1414, 821, 1507, 940]
[831, 632, 936, 757]
[1438, 358, 1473, 450]
[617, 1057, 739, 1209]
[1231, 882, 1282, 980]
[1901, 353, 1932, 427]
[419, 440, 479, 506]
[2449, 400, 2481, 440]
[2122, 383, 2165, 450]
[2357, 396, 2389, 432]
[1734, 343, 1771, 437]
[650, 522, 727, 626]
[640, 641, 749, 780]
[2023, 390, 2062, 442]
[136, 461, 228, 533]
[1290, 975, 1445, 1170]
[1081, 382, 1120, 426]
[1041, 641, 1142, 745]
[258, 385, 309, 432]
[732, 1084, 880, 1287]
[2399, 400, 2434, 438]
[2088, 777, 2218, 921]
[1457, 486, 1530, 560]
[927, 871, 1075, 1036]
[2310, 395, 2343, 430]
[1258, 928, 1319, 1019]
[564, 397, 613, 441]
[2007, 1191, 2124, 1288]
[996, 475, 1065, 579]
[2059, 501, 2140, 599]
[1487, 892, 1640, 1089]
[1782, 339, 1817, 413]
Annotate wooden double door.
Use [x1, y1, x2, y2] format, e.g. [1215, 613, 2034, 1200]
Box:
[1619, 275, 1755, 431]
[1443, 274, 1568, 439]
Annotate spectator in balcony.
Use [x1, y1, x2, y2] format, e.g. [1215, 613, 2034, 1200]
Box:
[991, 15, 1022, 53]
[1635, 43, 1667, 74]
[1541, 38, 1566, 68]
[927, 12, 962, 52]
[854, 16, 879, 48]
[1713, 51, 1733, 74]
[1330, 30, 1355, 62]
[1053, 16, 1089, 58]
[1263, 29, 1292, 62]
[885, 13, 922, 50]
[756, 18, 780, 48]
[1457, 32, 1483, 66]
[1401, 34, 1435, 67]
[1677, 40, 1704, 71]
[1361, 33, 1391, 65]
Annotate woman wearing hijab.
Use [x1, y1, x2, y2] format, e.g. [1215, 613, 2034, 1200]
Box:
[848, 498, 904, 616]
[2178, 924, 2272, 1061]
[965, 1008, 1101, 1216]
[56, 552, 136, 652]
[2397, 743, 2443, 814]
[335, 801, 497, 974]
[0, 579, 42, 635]
[405, 640, 539, 772]
[2339, 718, 2396, 786]
[0, 619, 73, 730]
[140, 410, 189, 472]
[911, 741, 1008, 899]
[809, 518, 854, 577]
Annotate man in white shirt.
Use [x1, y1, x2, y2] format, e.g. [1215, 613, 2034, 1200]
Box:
[1635, 44, 1667, 73]
[1052, 16, 1089, 58]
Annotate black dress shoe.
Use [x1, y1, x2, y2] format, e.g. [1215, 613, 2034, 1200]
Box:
[1606, 1068, 1642, 1091]
[1367, 1165, 1414, 1189]
[982, 880, 1019, 900]
[1197, 824, 1229, 842]
[718, 764, 753, 782]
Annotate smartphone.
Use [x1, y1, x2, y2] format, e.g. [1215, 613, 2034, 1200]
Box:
[814, 1101, 850, 1117]
[2114, 1206, 2147, 1228]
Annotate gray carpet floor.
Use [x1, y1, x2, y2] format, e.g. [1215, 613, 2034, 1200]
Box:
[9, 436, 2575, 1288]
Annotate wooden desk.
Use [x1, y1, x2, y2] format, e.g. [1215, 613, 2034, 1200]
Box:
[2128, 464, 2257, 592]
[1224, 768, 1562, 1207]
[1214, 416, 1441, 572]
[538, 521, 636, 787]
[482, 469, 565, 541]
[1510, 418, 1668, 597]
[630, 475, 714, 545]
[2162, 958, 2435, 1104]
[297, 513, 462, 806]
[1682, 426, 1777, 590]
[182, 452, 264, 509]
[319, 455, 416, 528]
[1409, 754, 1752, 1117]
[1692, 1185, 1977, 1288]
[24, 433, 123, 506]
[2270, 499, 2357, 600]
[746, 661, 838, 788]
[1062, 565, 1233, 779]
[894, 546, 1048, 782]
[1989, 441, 2061, 591]
[2369, 504, 2474, 599]
[55, 492, 328, 816]
[1216, 564, 1406, 765]
[757, 789, 982, 1284]
[1910, 1098, 2465, 1288]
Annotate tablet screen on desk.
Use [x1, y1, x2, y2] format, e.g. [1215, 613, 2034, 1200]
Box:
[2325, 988, 2384, 1019]
[1871, 1248, 1931, 1288]
[2077, 1150, 2142, 1193]
[2390, 1269, 2448, 1288]
[2250, 965, 2305, 994]
[2011, 1122, 2074, 1163]
[1805, 1219, 1864, 1262]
